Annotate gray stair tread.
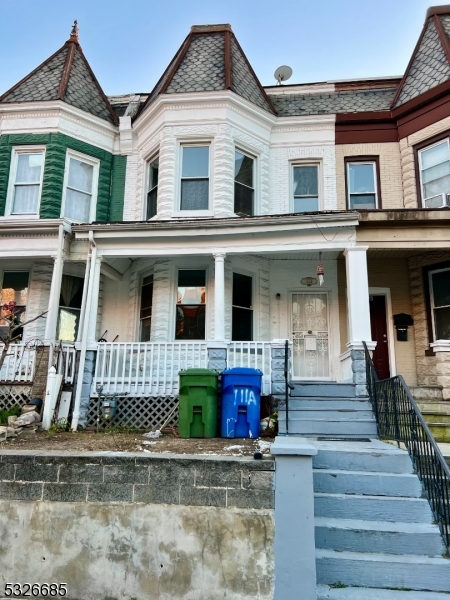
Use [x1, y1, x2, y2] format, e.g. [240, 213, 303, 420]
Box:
[312, 439, 403, 452]
[315, 517, 438, 534]
[317, 585, 450, 599]
[316, 548, 450, 565]
[283, 417, 376, 422]
[315, 492, 430, 505]
[314, 468, 419, 478]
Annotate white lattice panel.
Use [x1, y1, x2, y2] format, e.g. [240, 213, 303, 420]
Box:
[86, 395, 179, 430]
[0, 385, 33, 411]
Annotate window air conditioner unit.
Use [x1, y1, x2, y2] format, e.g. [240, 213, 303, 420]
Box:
[424, 193, 450, 208]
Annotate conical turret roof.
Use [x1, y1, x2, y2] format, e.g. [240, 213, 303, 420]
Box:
[393, 6, 450, 108]
[139, 24, 276, 116]
[0, 21, 118, 125]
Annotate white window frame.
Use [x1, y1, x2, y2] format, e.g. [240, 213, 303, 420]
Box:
[173, 142, 213, 217]
[5, 146, 46, 218]
[418, 139, 450, 207]
[60, 149, 100, 223]
[139, 270, 154, 342]
[291, 162, 322, 213]
[346, 161, 379, 210]
[231, 268, 255, 341]
[146, 154, 159, 220]
[428, 266, 450, 341]
[171, 265, 209, 340]
[234, 148, 256, 217]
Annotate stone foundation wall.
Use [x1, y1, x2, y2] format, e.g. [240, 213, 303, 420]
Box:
[0, 451, 274, 600]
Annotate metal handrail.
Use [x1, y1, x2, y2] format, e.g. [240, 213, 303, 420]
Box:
[363, 342, 450, 551]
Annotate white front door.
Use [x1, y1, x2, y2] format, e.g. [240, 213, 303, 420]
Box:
[291, 292, 330, 379]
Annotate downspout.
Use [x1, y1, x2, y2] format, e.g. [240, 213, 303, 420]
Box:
[71, 231, 97, 431]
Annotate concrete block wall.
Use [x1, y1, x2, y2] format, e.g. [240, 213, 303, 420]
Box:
[335, 143, 403, 210]
[0, 451, 275, 600]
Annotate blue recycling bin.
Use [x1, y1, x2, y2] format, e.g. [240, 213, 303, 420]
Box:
[221, 367, 262, 438]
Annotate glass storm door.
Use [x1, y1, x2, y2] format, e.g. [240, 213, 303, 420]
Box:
[291, 292, 330, 379]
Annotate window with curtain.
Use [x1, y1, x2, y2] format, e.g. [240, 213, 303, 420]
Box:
[9, 150, 44, 215]
[234, 150, 254, 216]
[232, 272, 253, 341]
[347, 162, 378, 209]
[175, 270, 206, 340]
[429, 267, 450, 340]
[62, 153, 98, 222]
[293, 165, 319, 212]
[57, 275, 84, 342]
[140, 275, 154, 341]
[419, 140, 450, 208]
[180, 146, 209, 211]
[0, 271, 29, 340]
[147, 156, 159, 219]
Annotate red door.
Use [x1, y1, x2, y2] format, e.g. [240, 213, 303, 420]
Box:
[369, 295, 390, 380]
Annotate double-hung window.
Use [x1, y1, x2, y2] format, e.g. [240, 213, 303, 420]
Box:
[0, 271, 29, 340]
[57, 275, 84, 342]
[7, 149, 45, 216]
[232, 272, 253, 341]
[146, 156, 159, 219]
[418, 140, 450, 208]
[140, 275, 154, 341]
[293, 165, 319, 212]
[62, 151, 99, 222]
[429, 267, 450, 340]
[234, 150, 254, 216]
[347, 161, 378, 209]
[180, 145, 209, 211]
[176, 270, 206, 340]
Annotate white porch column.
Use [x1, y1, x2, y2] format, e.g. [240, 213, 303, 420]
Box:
[213, 252, 226, 341]
[44, 255, 64, 343]
[344, 246, 373, 347]
[87, 256, 102, 342]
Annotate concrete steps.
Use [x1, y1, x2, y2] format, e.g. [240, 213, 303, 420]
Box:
[317, 585, 450, 600]
[290, 382, 357, 397]
[279, 417, 377, 437]
[312, 439, 450, 594]
[417, 400, 450, 443]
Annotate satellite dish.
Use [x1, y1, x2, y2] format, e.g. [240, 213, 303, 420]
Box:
[274, 65, 293, 85]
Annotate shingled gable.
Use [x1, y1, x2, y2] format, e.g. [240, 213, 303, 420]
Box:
[392, 5, 450, 109]
[139, 24, 276, 116]
[0, 21, 118, 125]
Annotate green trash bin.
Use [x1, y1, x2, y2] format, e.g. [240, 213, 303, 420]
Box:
[178, 368, 219, 438]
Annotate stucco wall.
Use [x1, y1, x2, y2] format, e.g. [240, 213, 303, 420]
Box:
[335, 143, 403, 211]
[0, 451, 274, 600]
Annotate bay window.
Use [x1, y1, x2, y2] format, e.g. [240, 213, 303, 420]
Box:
[180, 145, 209, 211]
[418, 140, 450, 208]
[62, 151, 99, 222]
[146, 156, 159, 219]
[7, 149, 45, 216]
[234, 150, 254, 216]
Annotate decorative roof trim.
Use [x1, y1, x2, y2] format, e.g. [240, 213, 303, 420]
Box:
[224, 30, 232, 89]
[433, 14, 450, 65]
[426, 5, 450, 19]
[390, 17, 430, 108]
[159, 32, 194, 95]
[57, 41, 76, 101]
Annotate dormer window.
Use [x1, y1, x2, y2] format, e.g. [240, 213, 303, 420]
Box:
[146, 156, 159, 219]
[418, 140, 450, 208]
[6, 148, 45, 216]
[234, 150, 254, 216]
[180, 145, 209, 211]
[61, 150, 99, 223]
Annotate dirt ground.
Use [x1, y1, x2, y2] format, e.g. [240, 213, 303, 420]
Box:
[0, 426, 275, 456]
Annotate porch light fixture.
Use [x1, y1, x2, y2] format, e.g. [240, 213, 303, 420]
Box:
[301, 277, 317, 287]
[317, 252, 324, 286]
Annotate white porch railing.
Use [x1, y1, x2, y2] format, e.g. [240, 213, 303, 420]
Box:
[55, 344, 77, 384]
[227, 341, 272, 395]
[92, 342, 208, 396]
[0, 343, 36, 383]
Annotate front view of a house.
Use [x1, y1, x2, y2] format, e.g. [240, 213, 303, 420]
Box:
[0, 14, 449, 432]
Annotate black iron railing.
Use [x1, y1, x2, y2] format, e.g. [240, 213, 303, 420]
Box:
[363, 342, 450, 552]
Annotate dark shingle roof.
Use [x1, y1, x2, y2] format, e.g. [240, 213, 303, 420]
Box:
[166, 33, 225, 93]
[0, 30, 117, 125]
[270, 88, 396, 116]
[394, 18, 450, 108]
[139, 25, 275, 117]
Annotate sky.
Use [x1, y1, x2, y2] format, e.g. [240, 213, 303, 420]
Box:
[0, 0, 447, 97]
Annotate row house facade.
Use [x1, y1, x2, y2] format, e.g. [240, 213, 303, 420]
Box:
[0, 10, 449, 430]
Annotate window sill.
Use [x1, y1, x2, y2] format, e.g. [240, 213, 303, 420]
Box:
[430, 340, 450, 353]
[171, 211, 214, 218]
[2, 214, 40, 220]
